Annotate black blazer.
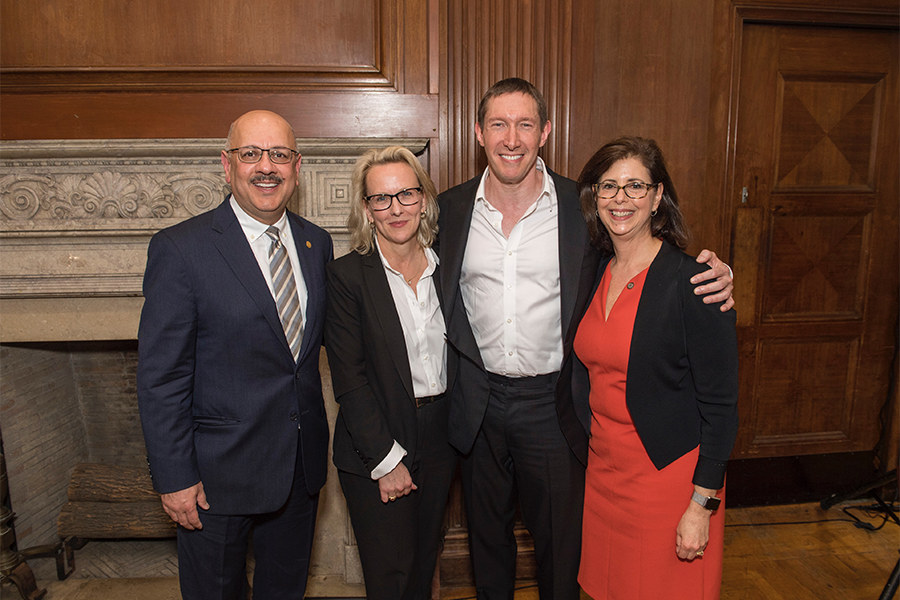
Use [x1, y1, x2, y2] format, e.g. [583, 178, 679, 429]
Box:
[437, 169, 601, 465]
[137, 199, 333, 515]
[581, 241, 739, 489]
[325, 248, 455, 478]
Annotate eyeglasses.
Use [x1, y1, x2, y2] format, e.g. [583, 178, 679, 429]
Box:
[365, 187, 424, 211]
[226, 146, 299, 164]
[592, 181, 659, 200]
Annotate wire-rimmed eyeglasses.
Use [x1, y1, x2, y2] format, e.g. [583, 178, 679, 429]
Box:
[226, 146, 299, 164]
[592, 181, 659, 200]
[365, 187, 424, 211]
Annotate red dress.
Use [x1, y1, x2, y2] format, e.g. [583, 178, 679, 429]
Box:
[574, 264, 725, 600]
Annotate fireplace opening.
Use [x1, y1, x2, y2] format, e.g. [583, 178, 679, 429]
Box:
[1, 341, 146, 553]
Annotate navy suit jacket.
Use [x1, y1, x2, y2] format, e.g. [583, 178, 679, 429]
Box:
[436, 169, 601, 465]
[137, 199, 333, 515]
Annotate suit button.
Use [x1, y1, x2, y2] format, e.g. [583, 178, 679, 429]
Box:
[295, 372, 301, 379]
[290, 412, 299, 421]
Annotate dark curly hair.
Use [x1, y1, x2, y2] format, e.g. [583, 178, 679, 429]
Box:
[576, 136, 690, 253]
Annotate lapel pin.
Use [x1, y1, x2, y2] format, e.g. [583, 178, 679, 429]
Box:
[306, 241, 312, 248]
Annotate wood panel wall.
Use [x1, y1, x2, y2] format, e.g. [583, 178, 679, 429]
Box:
[439, 0, 574, 188]
[0, 0, 440, 150]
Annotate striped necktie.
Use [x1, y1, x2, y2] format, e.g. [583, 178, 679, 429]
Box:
[265, 226, 303, 362]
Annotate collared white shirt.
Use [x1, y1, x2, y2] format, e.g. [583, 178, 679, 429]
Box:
[460, 157, 562, 376]
[370, 240, 447, 479]
[229, 196, 309, 340]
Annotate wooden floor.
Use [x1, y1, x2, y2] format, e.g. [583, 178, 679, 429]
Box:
[28, 501, 898, 600]
[443, 501, 899, 600]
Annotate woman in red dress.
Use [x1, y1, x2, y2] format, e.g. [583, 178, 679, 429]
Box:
[573, 137, 739, 599]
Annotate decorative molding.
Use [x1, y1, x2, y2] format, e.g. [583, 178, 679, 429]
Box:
[0, 138, 427, 300]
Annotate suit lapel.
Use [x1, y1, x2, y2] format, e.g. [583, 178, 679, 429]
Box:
[287, 212, 320, 366]
[362, 251, 416, 401]
[211, 202, 289, 354]
[553, 170, 585, 340]
[439, 178, 484, 366]
[439, 178, 477, 314]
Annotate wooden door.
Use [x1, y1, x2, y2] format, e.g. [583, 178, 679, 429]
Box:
[730, 23, 899, 459]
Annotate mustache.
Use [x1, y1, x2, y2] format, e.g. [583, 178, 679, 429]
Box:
[250, 174, 283, 184]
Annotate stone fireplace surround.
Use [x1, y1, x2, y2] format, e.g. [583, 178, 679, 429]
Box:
[0, 137, 427, 594]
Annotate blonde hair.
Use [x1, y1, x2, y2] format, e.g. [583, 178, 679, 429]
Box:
[348, 146, 439, 254]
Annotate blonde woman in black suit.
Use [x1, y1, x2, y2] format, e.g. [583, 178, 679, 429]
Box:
[325, 146, 456, 600]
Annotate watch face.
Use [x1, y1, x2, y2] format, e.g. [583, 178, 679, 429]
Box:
[706, 497, 721, 511]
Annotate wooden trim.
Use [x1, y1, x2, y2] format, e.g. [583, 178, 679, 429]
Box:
[0, 92, 439, 140]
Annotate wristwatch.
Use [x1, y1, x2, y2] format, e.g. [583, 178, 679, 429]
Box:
[691, 491, 721, 511]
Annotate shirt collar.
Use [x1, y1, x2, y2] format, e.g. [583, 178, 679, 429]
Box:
[229, 195, 289, 243]
[375, 237, 438, 278]
[475, 156, 554, 213]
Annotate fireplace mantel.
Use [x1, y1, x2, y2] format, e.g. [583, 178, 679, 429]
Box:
[0, 137, 427, 342]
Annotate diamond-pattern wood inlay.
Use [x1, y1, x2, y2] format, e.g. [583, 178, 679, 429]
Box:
[764, 215, 866, 318]
[776, 79, 877, 188]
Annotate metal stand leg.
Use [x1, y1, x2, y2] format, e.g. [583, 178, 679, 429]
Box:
[879, 553, 900, 600]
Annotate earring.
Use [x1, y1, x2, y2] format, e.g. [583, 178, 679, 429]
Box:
[421, 210, 427, 217]
[369, 221, 375, 229]
[651, 209, 658, 217]
[596, 210, 601, 218]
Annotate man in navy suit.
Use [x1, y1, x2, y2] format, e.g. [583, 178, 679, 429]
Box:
[137, 110, 333, 600]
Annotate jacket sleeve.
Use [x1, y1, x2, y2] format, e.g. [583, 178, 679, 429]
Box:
[136, 230, 201, 495]
[324, 261, 396, 474]
[681, 261, 740, 490]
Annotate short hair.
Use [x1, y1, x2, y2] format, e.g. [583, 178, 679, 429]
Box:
[348, 146, 439, 255]
[576, 136, 691, 253]
[477, 77, 549, 130]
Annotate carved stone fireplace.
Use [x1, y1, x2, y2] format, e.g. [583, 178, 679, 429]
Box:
[0, 137, 427, 595]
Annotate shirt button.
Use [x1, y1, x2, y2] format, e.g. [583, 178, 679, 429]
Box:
[507, 318, 512, 323]
[420, 302, 425, 307]
[424, 355, 429, 361]
[508, 351, 514, 356]
[431, 382, 436, 388]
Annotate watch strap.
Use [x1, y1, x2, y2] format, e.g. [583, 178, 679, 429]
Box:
[691, 490, 721, 511]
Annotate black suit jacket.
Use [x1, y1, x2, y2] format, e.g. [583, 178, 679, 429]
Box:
[436, 169, 601, 465]
[325, 248, 455, 478]
[581, 241, 739, 489]
[137, 199, 333, 515]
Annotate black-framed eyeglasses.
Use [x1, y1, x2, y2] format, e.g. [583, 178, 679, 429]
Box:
[592, 181, 659, 200]
[226, 146, 299, 164]
[365, 187, 424, 211]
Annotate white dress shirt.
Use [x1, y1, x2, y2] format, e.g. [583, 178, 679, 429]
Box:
[229, 196, 309, 344]
[370, 240, 447, 479]
[460, 157, 563, 377]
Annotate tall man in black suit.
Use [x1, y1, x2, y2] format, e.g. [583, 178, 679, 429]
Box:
[138, 110, 333, 600]
[437, 78, 734, 599]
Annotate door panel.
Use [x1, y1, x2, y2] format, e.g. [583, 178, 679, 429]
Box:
[731, 24, 898, 459]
